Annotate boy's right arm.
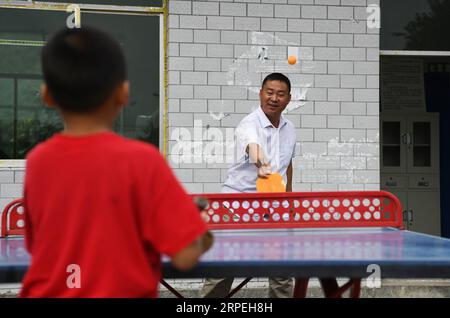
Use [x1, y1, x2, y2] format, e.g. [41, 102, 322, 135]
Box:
[171, 197, 214, 271]
[139, 150, 214, 272]
[23, 187, 34, 253]
[171, 231, 213, 271]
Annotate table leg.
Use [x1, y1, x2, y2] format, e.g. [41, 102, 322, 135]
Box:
[293, 278, 309, 298]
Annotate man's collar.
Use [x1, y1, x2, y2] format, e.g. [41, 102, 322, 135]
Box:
[257, 106, 287, 128]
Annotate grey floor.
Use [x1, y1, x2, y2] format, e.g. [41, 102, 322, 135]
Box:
[2, 280, 450, 298]
[160, 279, 450, 298]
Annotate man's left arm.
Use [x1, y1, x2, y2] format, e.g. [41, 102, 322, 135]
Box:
[286, 160, 293, 192]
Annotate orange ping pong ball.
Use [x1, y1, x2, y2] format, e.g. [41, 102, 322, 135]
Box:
[288, 55, 297, 65]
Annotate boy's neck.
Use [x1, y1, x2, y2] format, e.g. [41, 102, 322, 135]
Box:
[61, 112, 114, 137]
[62, 126, 111, 137]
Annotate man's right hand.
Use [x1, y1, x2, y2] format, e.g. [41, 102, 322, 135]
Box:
[257, 163, 272, 178]
[247, 143, 272, 178]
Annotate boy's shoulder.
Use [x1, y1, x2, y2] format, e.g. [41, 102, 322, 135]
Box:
[26, 132, 162, 162]
[120, 137, 163, 161]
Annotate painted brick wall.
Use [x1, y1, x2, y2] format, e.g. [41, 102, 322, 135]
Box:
[0, 0, 381, 207]
[168, 0, 380, 194]
[0, 0, 381, 293]
[0, 168, 25, 228]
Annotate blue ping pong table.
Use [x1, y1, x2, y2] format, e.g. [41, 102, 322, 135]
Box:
[2, 191, 450, 298]
[2, 227, 450, 298]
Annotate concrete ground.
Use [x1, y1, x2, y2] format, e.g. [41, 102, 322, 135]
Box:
[159, 279, 450, 298]
[2, 279, 449, 298]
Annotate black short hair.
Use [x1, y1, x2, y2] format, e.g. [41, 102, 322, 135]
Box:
[262, 73, 291, 93]
[42, 27, 127, 113]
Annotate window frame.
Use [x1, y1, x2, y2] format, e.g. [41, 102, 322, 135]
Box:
[381, 50, 450, 57]
[0, 0, 168, 166]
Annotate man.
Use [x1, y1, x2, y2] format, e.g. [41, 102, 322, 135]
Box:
[201, 73, 297, 298]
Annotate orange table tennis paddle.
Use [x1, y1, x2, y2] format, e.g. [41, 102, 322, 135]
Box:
[256, 173, 286, 193]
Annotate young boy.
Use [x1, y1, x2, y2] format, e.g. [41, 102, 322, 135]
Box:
[20, 27, 213, 297]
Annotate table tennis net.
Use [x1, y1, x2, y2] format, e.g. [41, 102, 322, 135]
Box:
[1, 191, 403, 237]
[190, 191, 403, 230]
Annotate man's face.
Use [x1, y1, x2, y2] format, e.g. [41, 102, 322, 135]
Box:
[259, 80, 291, 122]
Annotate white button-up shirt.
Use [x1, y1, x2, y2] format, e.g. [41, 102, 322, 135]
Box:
[223, 106, 296, 193]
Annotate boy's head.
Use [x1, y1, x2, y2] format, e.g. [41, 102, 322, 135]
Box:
[41, 27, 127, 113]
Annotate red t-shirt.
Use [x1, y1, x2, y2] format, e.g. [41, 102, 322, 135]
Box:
[20, 132, 207, 297]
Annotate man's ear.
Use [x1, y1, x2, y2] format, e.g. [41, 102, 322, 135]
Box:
[116, 81, 129, 108]
[41, 84, 58, 109]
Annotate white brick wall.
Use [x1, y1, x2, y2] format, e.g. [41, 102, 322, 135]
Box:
[0, 0, 381, 292]
[0, 171, 14, 183]
[1, 0, 382, 215]
[0, 169, 25, 212]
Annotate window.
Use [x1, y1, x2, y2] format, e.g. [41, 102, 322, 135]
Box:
[0, 4, 162, 159]
[381, 0, 450, 51]
[34, 0, 163, 6]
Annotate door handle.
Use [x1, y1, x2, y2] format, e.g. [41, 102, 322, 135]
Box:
[402, 210, 408, 226]
[385, 180, 397, 187]
[418, 181, 429, 187]
[401, 133, 412, 148]
[408, 210, 414, 227]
